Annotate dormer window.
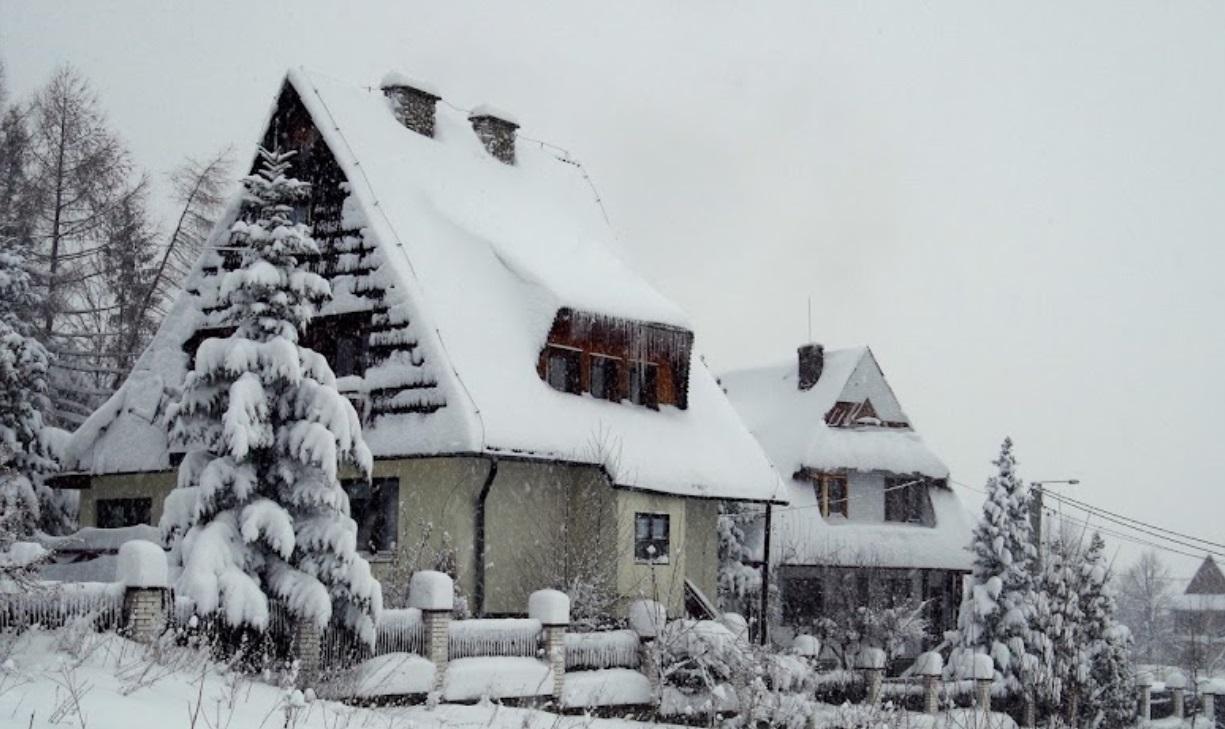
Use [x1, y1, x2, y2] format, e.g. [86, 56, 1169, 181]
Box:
[628, 361, 659, 409]
[537, 308, 693, 410]
[589, 354, 621, 401]
[545, 345, 582, 394]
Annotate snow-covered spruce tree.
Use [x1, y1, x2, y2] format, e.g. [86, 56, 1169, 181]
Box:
[948, 438, 1049, 695]
[1037, 535, 1084, 714]
[717, 501, 762, 614]
[0, 243, 65, 536]
[1076, 532, 1135, 728]
[163, 148, 381, 644]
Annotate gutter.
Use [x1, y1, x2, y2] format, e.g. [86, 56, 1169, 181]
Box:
[473, 456, 499, 616]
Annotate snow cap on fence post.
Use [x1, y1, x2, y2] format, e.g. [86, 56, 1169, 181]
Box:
[528, 589, 570, 626]
[721, 613, 749, 643]
[971, 653, 995, 681]
[856, 647, 887, 670]
[117, 540, 168, 588]
[628, 599, 666, 639]
[1166, 670, 1188, 690]
[915, 651, 944, 677]
[407, 571, 454, 611]
[791, 634, 821, 658]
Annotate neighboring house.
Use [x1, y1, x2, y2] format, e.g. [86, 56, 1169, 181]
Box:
[1170, 555, 1225, 666]
[53, 68, 785, 617]
[721, 343, 972, 650]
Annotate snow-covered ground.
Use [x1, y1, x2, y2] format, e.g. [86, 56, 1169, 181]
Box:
[0, 625, 1022, 729]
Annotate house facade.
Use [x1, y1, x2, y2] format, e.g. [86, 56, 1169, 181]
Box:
[56, 68, 785, 618]
[1170, 555, 1225, 665]
[722, 343, 973, 653]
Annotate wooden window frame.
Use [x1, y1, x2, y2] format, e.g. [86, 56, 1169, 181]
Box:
[588, 353, 623, 401]
[341, 477, 400, 555]
[95, 497, 153, 528]
[812, 473, 849, 519]
[634, 512, 670, 564]
[884, 477, 929, 524]
[544, 344, 583, 395]
[628, 360, 659, 410]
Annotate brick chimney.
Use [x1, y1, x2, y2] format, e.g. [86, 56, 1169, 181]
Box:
[797, 343, 824, 391]
[380, 72, 440, 138]
[468, 105, 519, 164]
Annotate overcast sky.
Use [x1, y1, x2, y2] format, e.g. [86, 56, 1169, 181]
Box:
[4, 1, 1223, 577]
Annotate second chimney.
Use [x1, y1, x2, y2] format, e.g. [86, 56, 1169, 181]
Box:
[468, 105, 519, 165]
[380, 72, 440, 138]
[797, 343, 824, 391]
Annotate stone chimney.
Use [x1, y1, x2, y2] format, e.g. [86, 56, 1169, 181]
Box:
[797, 343, 824, 391]
[380, 72, 440, 138]
[468, 105, 519, 164]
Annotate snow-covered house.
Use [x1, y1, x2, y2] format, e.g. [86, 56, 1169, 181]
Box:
[721, 344, 972, 647]
[1170, 555, 1225, 654]
[53, 68, 785, 617]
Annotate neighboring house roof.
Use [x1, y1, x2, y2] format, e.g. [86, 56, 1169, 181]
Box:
[722, 346, 972, 571]
[64, 68, 785, 504]
[1170, 556, 1225, 612]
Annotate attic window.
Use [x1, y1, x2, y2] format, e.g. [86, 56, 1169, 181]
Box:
[885, 477, 931, 525]
[815, 474, 848, 519]
[544, 345, 582, 394]
[628, 361, 659, 410]
[589, 354, 621, 401]
[301, 313, 368, 378]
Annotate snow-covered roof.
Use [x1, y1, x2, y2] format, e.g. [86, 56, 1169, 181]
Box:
[65, 68, 784, 504]
[721, 347, 948, 480]
[722, 347, 972, 571]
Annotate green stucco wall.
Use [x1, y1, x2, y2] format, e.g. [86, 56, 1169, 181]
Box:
[78, 455, 721, 620]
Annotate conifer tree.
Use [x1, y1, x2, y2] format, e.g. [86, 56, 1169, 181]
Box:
[1076, 532, 1136, 728]
[1037, 535, 1084, 714]
[163, 148, 381, 643]
[949, 438, 1049, 694]
[0, 243, 63, 535]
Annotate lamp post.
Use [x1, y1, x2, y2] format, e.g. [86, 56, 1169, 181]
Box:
[1030, 479, 1079, 572]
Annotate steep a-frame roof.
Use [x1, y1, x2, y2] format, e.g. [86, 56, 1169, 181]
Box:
[64, 68, 784, 504]
[1170, 556, 1225, 612]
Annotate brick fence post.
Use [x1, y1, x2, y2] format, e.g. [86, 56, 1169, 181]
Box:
[970, 654, 994, 715]
[529, 590, 570, 701]
[856, 648, 886, 706]
[915, 651, 943, 715]
[629, 600, 667, 703]
[409, 571, 455, 693]
[1169, 671, 1188, 720]
[1203, 692, 1216, 726]
[117, 540, 169, 643]
[1137, 673, 1152, 723]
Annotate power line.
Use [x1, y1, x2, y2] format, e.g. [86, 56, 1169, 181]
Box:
[1043, 490, 1225, 552]
[1043, 492, 1225, 559]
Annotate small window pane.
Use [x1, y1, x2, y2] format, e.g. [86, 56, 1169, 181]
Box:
[634, 513, 669, 563]
[826, 476, 848, 518]
[343, 478, 400, 553]
[629, 361, 659, 409]
[545, 347, 581, 394]
[589, 355, 620, 401]
[96, 498, 152, 528]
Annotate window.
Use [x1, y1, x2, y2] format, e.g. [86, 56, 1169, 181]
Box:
[885, 478, 929, 524]
[882, 575, 914, 606]
[816, 475, 848, 519]
[342, 478, 400, 554]
[628, 361, 659, 409]
[634, 512, 670, 563]
[96, 498, 152, 528]
[332, 331, 365, 378]
[544, 345, 582, 394]
[589, 354, 621, 401]
[782, 576, 824, 626]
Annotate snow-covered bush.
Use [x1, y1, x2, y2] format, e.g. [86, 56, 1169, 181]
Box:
[163, 148, 380, 646]
[811, 597, 929, 669]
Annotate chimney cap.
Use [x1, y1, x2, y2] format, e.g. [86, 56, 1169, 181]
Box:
[379, 71, 441, 100]
[468, 103, 520, 128]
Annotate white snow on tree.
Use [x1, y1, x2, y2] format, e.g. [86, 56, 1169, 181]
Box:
[1075, 532, 1135, 728]
[948, 437, 1049, 694]
[0, 244, 65, 536]
[162, 147, 381, 644]
[1036, 534, 1082, 713]
[717, 502, 761, 612]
